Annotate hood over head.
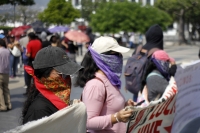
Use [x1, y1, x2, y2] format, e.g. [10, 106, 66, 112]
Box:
[143, 24, 163, 50]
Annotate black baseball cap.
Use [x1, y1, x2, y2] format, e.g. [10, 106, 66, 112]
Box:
[33, 46, 83, 75]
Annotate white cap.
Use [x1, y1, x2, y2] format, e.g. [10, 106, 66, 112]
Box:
[91, 36, 130, 54]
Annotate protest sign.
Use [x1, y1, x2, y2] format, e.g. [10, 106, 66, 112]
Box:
[172, 60, 200, 133]
[126, 77, 177, 133]
[5, 102, 87, 133]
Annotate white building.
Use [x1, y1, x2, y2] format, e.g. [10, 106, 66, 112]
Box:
[71, 0, 157, 9]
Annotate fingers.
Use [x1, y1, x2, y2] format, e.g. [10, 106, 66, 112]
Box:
[122, 109, 133, 113]
[117, 109, 133, 122]
[126, 99, 135, 106]
[122, 113, 132, 118]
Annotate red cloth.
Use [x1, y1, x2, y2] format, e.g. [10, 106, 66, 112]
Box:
[152, 50, 175, 62]
[26, 39, 42, 59]
[24, 65, 70, 110]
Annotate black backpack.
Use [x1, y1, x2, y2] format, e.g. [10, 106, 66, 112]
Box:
[124, 45, 158, 95]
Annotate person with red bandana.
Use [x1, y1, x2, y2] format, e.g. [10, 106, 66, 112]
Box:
[22, 46, 83, 124]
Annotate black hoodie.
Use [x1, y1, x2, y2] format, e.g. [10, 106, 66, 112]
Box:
[143, 24, 163, 50]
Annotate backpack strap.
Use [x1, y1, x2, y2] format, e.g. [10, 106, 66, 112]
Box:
[147, 48, 160, 57]
[80, 77, 107, 103]
[147, 72, 164, 80]
[135, 45, 143, 54]
[135, 45, 159, 57]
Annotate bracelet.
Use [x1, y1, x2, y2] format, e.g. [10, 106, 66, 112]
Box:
[114, 113, 120, 123]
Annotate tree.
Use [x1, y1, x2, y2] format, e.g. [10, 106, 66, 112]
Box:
[0, 15, 7, 26]
[155, 0, 199, 44]
[38, 0, 80, 25]
[81, 0, 94, 21]
[0, 0, 35, 27]
[81, 0, 130, 21]
[16, 6, 41, 25]
[0, 5, 40, 25]
[0, 12, 15, 24]
[90, 2, 172, 34]
[185, 2, 200, 40]
[81, 0, 107, 21]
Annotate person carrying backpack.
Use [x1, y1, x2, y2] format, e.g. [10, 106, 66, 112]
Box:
[142, 50, 176, 103]
[124, 24, 177, 102]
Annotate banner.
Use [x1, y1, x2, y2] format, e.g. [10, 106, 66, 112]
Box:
[126, 77, 177, 133]
[172, 60, 200, 133]
[126, 60, 200, 133]
[5, 102, 87, 133]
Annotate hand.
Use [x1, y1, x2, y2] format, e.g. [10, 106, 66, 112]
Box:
[125, 99, 135, 106]
[169, 64, 177, 76]
[117, 109, 133, 123]
[14, 40, 19, 45]
[61, 40, 65, 45]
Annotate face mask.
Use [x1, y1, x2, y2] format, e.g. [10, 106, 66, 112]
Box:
[100, 54, 123, 78]
[43, 76, 71, 88]
[151, 58, 170, 80]
[24, 65, 71, 110]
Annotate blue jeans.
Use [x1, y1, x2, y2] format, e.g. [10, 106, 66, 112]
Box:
[9, 54, 20, 77]
[129, 42, 136, 48]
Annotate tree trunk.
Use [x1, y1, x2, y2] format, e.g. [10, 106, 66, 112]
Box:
[178, 9, 186, 45]
[23, 15, 27, 25]
[191, 24, 196, 40]
[197, 29, 200, 41]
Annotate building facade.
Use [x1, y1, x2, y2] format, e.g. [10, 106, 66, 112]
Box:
[71, 0, 157, 9]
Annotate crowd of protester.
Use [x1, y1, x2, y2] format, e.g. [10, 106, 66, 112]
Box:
[0, 24, 184, 133]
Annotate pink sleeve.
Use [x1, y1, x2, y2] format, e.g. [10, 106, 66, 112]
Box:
[82, 80, 113, 130]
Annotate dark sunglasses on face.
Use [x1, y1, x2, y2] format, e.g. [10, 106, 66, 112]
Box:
[102, 51, 122, 57]
[53, 72, 69, 79]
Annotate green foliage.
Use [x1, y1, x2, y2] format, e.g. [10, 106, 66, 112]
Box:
[155, 0, 200, 42]
[0, 26, 14, 31]
[81, 0, 94, 21]
[90, 2, 172, 34]
[81, 0, 107, 21]
[155, 0, 200, 21]
[0, 0, 34, 5]
[38, 0, 80, 25]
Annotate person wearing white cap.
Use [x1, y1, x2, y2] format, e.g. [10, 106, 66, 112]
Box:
[76, 36, 135, 133]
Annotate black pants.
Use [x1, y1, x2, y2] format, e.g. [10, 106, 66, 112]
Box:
[25, 58, 34, 94]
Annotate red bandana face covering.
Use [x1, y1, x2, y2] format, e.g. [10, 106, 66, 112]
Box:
[24, 65, 71, 110]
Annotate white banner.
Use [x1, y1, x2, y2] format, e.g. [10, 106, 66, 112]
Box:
[5, 102, 87, 133]
[126, 77, 177, 133]
[127, 60, 200, 133]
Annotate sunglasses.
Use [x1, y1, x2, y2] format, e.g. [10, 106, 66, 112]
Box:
[52, 72, 69, 79]
[102, 51, 122, 56]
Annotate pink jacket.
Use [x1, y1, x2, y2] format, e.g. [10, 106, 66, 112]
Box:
[82, 72, 126, 133]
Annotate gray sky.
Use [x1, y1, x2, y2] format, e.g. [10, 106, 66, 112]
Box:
[34, 0, 49, 8]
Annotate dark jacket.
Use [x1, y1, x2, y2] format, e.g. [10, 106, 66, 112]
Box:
[23, 93, 58, 124]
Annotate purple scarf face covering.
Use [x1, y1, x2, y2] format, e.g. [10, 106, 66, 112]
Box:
[151, 58, 170, 81]
[88, 46, 123, 89]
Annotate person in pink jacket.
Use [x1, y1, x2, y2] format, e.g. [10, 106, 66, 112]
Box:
[76, 36, 135, 133]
